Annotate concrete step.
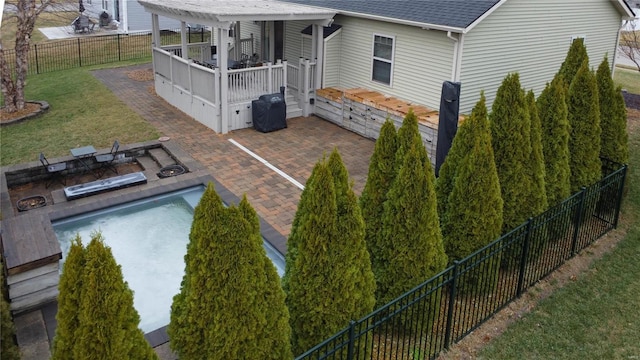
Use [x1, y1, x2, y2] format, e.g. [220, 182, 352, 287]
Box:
[148, 148, 176, 169]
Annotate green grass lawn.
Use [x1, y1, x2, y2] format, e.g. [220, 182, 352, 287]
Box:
[614, 66, 640, 94]
[0, 63, 159, 166]
[478, 101, 640, 358]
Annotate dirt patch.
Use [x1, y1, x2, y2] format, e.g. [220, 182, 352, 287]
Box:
[623, 91, 640, 110]
[0, 102, 46, 125]
[127, 68, 154, 82]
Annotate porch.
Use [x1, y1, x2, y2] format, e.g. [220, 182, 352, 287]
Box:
[139, 0, 336, 134]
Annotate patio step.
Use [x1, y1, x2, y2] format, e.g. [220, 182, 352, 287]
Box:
[148, 148, 177, 169]
[286, 94, 303, 119]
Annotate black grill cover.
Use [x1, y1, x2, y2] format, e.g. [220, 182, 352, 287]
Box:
[252, 93, 287, 133]
[435, 81, 461, 177]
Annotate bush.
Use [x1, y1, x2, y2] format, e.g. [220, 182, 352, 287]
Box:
[597, 57, 629, 164]
[75, 233, 157, 360]
[568, 60, 602, 192]
[490, 73, 532, 233]
[537, 78, 571, 207]
[557, 37, 589, 87]
[526, 90, 548, 215]
[170, 183, 292, 359]
[360, 120, 398, 283]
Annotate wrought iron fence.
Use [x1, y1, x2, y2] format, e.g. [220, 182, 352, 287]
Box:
[297, 160, 627, 360]
[1, 27, 206, 76]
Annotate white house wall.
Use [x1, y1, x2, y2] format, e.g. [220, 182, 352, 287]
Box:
[460, 0, 622, 114]
[332, 15, 454, 111]
[284, 21, 311, 62]
[323, 30, 342, 88]
[125, 0, 181, 32]
[240, 21, 262, 58]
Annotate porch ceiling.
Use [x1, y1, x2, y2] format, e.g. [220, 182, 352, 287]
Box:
[138, 0, 336, 27]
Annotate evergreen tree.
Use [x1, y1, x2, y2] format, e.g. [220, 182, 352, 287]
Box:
[436, 92, 484, 226]
[538, 78, 572, 207]
[568, 60, 601, 192]
[1, 260, 20, 360]
[170, 184, 292, 359]
[441, 94, 503, 265]
[286, 151, 377, 356]
[396, 109, 429, 168]
[526, 90, 548, 215]
[75, 233, 157, 360]
[360, 120, 398, 282]
[378, 144, 447, 307]
[490, 73, 533, 233]
[597, 56, 629, 164]
[52, 235, 86, 360]
[557, 37, 589, 87]
[286, 160, 339, 355]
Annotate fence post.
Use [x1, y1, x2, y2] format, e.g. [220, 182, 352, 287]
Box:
[117, 34, 122, 61]
[570, 187, 587, 256]
[346, 320, 356, 360]
[78, 38, 82, 67]
[517, 218, 534, 297]
[34, 44, 40, 74]
[613, 166, 627, 228]
[444, 261, 460, 349]
[201, 27, 204, 43]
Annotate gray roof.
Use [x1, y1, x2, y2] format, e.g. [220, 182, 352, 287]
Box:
[280, 0, 501, 29]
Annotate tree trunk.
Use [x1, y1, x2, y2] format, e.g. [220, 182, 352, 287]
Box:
[0, 48, 18, 112]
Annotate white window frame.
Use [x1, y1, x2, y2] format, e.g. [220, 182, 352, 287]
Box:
[371, 33, 395, 86]
[570, 34, 586, 44]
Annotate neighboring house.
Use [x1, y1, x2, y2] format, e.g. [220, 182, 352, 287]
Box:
[100, 0, 181, 32]
[138, 0, 634, 138]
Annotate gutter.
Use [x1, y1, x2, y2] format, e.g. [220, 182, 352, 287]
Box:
[447, 31, 464, 82]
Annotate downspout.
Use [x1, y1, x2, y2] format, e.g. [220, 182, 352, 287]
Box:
[612, 20, 625, 78]
[447, 31, 464, 82]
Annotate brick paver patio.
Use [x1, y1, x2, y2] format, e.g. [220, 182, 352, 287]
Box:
[92, 63, 375, 238]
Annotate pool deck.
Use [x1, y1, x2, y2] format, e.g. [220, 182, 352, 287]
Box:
[3, 63, 376, 359]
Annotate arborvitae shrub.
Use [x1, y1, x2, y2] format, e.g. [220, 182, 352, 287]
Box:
[441, 93, 503, 265]
[436, 92, 484, 229]
[568, 60, 601, 192]
[490, 73, 532, 233]
[597, 57, 629, 165]
[379, 143, 447, 308]
[526, 90, 548, 216]
[1, 259, 20, 360]
[557, 37, 589, 87]
[52, 235, 86, 360]
[75, 233, 157, 360]
[360, 120, 398, 283]
[538, 78, 571, 207]
[170, 184, 292, 359]
[287, 150, 377, 356]
[286, 160, 338, 355]
[396, 109, 429, 168]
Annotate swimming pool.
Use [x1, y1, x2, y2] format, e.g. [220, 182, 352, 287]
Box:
[52, 186, 285, 333]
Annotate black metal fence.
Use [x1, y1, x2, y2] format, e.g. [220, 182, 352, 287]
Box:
[296, 160, 627, 360]
[1, 28, 205, 76]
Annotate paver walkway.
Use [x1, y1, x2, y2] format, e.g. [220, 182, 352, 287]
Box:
[92, 63, 375, 237]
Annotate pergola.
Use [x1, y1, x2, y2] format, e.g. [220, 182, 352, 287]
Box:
[138, 0, 336, 133]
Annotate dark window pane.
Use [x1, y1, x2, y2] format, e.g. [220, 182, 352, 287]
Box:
[372, 60, 391, 84]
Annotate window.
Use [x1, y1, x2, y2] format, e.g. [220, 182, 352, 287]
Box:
[372, 34, 394, 85]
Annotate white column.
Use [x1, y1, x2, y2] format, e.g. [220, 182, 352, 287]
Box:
[219, 27, 230, 134]
[313, 24, 323, 89]
[180, 21, 188, 60]
[151, 14, 160, 47]
[235, 22, 241, 60]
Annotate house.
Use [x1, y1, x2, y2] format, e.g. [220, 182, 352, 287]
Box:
[99, 0, 181, 32]
[138, 0, 634, 148]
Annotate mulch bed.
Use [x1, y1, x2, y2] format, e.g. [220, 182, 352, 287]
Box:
[623, 91, 640, 110]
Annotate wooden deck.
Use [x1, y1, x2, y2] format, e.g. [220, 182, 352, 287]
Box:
[1, 213, 61, 275]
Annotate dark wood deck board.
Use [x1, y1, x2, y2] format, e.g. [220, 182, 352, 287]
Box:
[1, 214, 61, 272]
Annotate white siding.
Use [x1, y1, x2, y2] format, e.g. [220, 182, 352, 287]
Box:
[333, 15, 454, 110]
[125, 1, 180, 32]
[240, 21, 261, 57]
[284, 21, 312, 63]
[324, 30, 342, 87]
[460, 0, 623, 113]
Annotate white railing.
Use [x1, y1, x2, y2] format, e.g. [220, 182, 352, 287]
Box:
[297, 58, 317, 112]
[227, 61, 287, 103]
[152, 47, 217, 104]
[160, 42, 211, 63]
[287, 62, 299, 92]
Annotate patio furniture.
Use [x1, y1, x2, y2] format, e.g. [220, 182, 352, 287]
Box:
[94, 140, 120, 178]
[39, 153, 67, 188]
[70, 145, 97, 177]
[72, 15, 95, 34]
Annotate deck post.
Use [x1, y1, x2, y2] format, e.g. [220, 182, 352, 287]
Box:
[180, 21, 188, 60]
[313, 23, 323, 90]
[298, 57, 304, 103]
[219, 27, 230, 134]
[303, 59, 311, 117]
[151, 14, 160, 76]
[267, 62, 273, 93]
[282, 60, 288, 96]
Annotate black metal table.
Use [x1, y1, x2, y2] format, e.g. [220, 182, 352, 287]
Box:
[70, 145, 97, 176]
